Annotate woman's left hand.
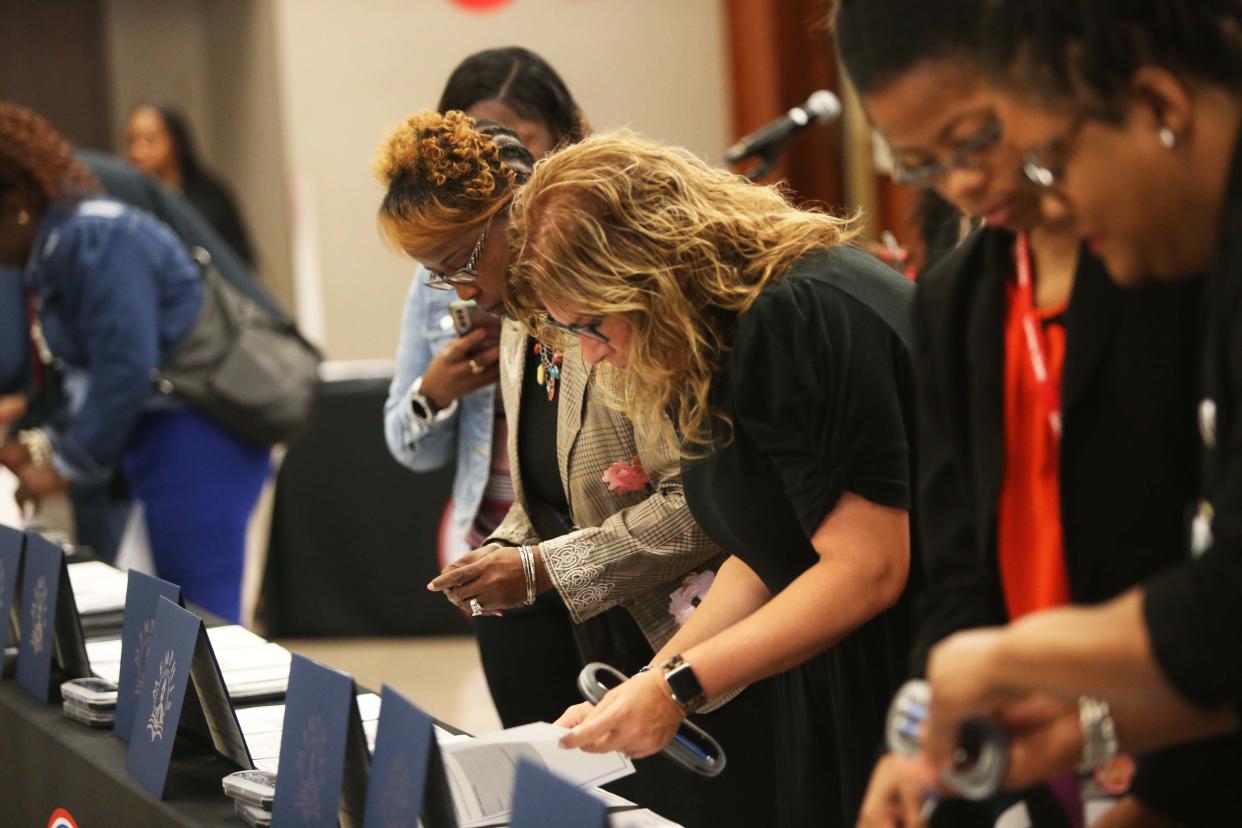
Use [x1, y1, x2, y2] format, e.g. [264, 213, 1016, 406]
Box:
[558, 669, 685, 758]
[427, 545, 529, 613]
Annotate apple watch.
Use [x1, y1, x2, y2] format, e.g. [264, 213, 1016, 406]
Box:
[660, 654, 706, 714]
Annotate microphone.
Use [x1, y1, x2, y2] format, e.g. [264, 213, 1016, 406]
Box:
[725, 90, 843, 165]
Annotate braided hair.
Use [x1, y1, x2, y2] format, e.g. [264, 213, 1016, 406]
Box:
[438, 47, 586, 145]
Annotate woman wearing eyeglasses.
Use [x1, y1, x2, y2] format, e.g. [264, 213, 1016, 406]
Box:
[501, 129, 920, 828]
[382, 48, 589, 731]
[901, 0, 1242, 817]
[831, 2, 1223, 825]
[376, 110, 776, 827]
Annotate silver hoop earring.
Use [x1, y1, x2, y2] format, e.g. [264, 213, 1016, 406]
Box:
[1158, 126, 1177, 149]
[15, 209, 30, 226]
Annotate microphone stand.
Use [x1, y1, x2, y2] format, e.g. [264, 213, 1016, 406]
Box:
[732, 137, 791, 182]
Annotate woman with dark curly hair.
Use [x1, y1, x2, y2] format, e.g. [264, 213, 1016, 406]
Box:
[0, 101, 270, 621]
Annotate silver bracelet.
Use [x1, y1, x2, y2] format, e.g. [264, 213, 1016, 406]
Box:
[1077, 696, 1120, 774]
[518, 545, 538, 607]
[16, 428, 54, 467]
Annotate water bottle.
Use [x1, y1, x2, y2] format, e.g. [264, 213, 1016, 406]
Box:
[886, 679, 1010, 800]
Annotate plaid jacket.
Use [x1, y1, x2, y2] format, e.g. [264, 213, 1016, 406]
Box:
[487, 320, 727, 654]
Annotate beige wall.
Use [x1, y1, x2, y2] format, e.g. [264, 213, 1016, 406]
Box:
[103, 0, 731, 360]
[102, 0, 296, 312]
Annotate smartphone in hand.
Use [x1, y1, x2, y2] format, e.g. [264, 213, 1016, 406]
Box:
[449, 299, 501, 349]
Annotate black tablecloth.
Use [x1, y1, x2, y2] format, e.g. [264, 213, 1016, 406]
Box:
[261, 377, 470, 637]
[0, 672, 238, 826]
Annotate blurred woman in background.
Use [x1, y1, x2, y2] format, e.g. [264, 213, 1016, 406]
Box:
[125, 103, 255, 266]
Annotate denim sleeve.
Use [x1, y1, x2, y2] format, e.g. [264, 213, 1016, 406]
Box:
[383, 272, 458, 471]
[49, 221, 164, 483]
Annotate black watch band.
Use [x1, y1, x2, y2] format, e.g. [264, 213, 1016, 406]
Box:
[660, 654, 706, 714]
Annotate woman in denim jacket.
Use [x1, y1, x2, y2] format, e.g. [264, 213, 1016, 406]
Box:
[382, 49, 591, 726]
[0, 102, 269, 621]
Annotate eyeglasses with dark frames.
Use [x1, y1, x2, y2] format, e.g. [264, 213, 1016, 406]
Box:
[1021, 111, 1097, 190]
[544, 312, 611, 344]
[425, 223, 490, 290]
[891, 118, 1003, 188]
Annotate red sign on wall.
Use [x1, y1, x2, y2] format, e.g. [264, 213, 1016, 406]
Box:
[451, 0, 514, 11]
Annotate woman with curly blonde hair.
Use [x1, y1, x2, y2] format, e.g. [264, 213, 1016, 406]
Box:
[507, 130, 919, 826]
[375, 111, 776, 826]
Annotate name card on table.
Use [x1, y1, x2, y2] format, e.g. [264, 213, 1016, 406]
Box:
[15, 532, 90, 700]
[363, 685, 456, 828]
[509, 759, 609, 828]
[272, 654, 371, 828]
[0, 524, 24, 662]
[114, 570, 182, 741]
[127, 597, 253, 799]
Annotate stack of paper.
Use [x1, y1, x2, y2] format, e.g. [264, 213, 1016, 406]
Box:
[67, 560, 127, 627]
[234, 692, 386, 772]
[87, 625, 292, 701]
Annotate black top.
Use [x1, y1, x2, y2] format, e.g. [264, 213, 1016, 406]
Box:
[682, 245, 916, 593]
[1144, 128, 1242, 715]
[518, 337, 572, 540]
[911, 227, 1242, 825]
[183, 174, 255, 267]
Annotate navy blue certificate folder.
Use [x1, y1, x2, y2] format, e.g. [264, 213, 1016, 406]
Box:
[126, 597, 252, 799]
[363, 684, 455, 828]
[16, 532, 89, 700]
[113, 570, 182, 741]
[0, 524, 24, 662]
[272, 653, 370, 828]
[509, 759, 609, 828]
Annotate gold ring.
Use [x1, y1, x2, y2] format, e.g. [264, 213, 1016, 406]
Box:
[468, 359, 484, 375]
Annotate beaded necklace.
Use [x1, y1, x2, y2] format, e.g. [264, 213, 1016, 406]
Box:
[532, 341, 563, 402]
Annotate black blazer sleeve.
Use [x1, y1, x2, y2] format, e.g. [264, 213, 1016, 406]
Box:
[909, 237, 1003, 675]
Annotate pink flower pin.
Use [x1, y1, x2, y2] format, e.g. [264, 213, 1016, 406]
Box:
[602, 456, 649, 493]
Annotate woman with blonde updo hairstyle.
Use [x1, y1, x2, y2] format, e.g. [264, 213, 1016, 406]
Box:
[509, 129, 921, 826]
[375, 112, 772, 827]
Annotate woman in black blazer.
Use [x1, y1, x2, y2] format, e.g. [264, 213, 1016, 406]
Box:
[831, 1, 1239, 825]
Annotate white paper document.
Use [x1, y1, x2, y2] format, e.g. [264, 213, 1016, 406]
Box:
[67, 560, 128, 615]
[440, 722, 634, 828]
[87, 625, 292, 699]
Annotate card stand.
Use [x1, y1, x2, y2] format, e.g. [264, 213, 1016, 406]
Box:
[113, 570, 183, 741]
[0, 523, 25, 676]
[15, 532, 91, 702]
[271, 654, 372, 828]
[362, 685, 456, 828]
[509, 760, 609, 828]
[127, 597, 253, 800]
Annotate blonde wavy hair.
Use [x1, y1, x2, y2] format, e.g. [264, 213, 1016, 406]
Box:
[507, 129, 860, 456]
[373, 110, 533, 256]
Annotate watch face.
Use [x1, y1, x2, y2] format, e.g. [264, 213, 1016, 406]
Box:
[666, 663, 704, 705]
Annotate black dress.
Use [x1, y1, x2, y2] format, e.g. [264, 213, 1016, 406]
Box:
[682, 246, 919, 827]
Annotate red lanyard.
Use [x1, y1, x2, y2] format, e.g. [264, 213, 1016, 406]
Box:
[26, 290, 47, 393]
[1014, 232, 1062, 442]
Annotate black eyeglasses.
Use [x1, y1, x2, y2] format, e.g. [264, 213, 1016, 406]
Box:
[891, 119, 1003, 188]
[544, 312, 610, 344]
[1021, 112, 1096, 191]
[425, 223, 489, 290]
